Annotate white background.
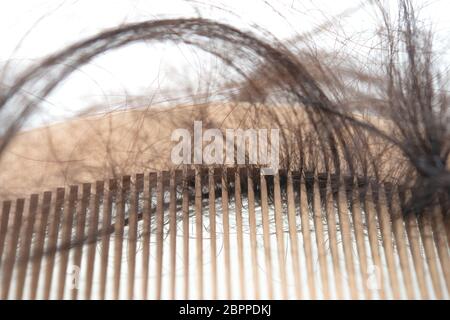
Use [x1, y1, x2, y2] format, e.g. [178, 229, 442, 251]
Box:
[0, 0, 449, 126]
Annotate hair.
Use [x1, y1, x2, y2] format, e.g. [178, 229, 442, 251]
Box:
[0, 0, 448, 260]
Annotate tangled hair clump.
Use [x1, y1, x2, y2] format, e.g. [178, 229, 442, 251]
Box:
[0, 0, 448, 218]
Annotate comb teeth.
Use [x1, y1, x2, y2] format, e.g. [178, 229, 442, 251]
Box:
[0, 168, 447, 300]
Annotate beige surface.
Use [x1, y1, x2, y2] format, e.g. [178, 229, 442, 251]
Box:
[0, 103, 404, 199]
[0, 104, 302, 198]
